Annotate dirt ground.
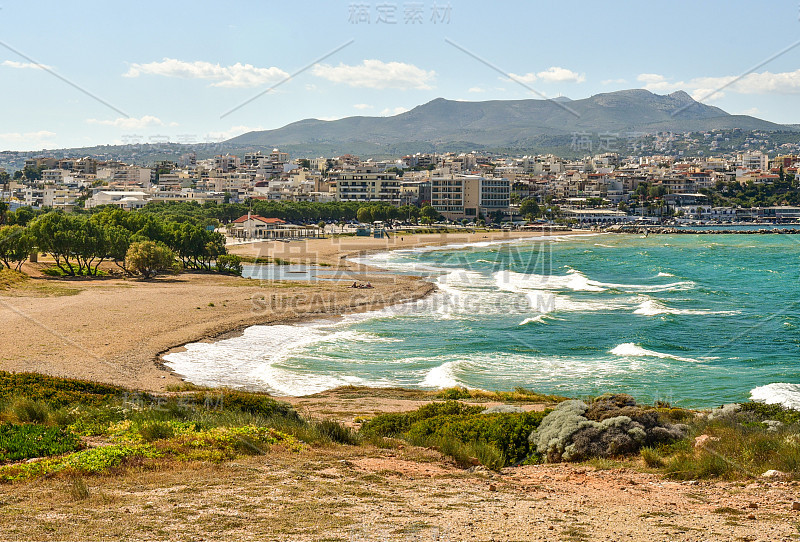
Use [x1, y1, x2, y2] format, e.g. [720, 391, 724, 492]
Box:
[1, 445, 797, 542]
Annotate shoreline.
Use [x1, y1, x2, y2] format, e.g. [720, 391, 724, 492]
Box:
[164, 229, 594, 391]
[0, 229, 587, 393]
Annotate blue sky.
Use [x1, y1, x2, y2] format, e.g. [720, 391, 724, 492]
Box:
[2, 0, 800, 151]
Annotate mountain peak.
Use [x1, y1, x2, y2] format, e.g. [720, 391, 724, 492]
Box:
[668, 90, 695, 103]
[225, 89, 791, 154]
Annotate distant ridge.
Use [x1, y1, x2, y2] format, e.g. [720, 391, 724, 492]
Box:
[225, 89, 795, 155]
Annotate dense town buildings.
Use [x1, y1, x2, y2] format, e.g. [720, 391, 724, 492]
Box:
[4, 143, 799, 225]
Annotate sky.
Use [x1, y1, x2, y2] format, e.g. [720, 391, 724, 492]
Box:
[1, 0, 800, 151]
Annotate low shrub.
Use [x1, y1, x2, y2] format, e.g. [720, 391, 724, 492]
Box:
[138, 421, 175, 442]
[7, 397, 51, 423]
[0, 444, 160, 482]
[435, 387, 567, 403]
[738, 402, 800, 425]
[0, 423, 82, 462]
[360, 401, 546, 468]
[360, 401, 484, 437]
[640, 446, 665, 468]
[185, 391, 299, 422]
[530, 395, 688, 462]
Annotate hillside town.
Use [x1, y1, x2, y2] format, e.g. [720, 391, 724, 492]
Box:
[2, 142, 800, 228]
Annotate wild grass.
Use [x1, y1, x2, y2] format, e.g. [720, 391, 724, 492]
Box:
[662, 419, 800, 480]
[0, 269, 28, 289]
[0, 374, 339, 481]
[69, 476, 90, 501]
[436, 386, 567, 403]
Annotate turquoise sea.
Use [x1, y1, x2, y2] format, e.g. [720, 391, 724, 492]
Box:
[165, 234, 800, 409]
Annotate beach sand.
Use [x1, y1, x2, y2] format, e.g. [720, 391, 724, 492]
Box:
[0, 229, 580, 392]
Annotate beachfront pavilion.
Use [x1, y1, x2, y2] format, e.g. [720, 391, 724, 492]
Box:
[561, 208, 628, 225]
[229, 214, 322, 240]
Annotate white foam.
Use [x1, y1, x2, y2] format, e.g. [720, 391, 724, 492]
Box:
[633, 297, 740, 317]
[495, 269, 694, 295]
[750, 383, 800, 410]
[610, 342, 702, 363]
[657, 272, 675, 277]
[164, 319, 407, 396]
[420, 360, 465, 388]
[519, 315, 550, 326]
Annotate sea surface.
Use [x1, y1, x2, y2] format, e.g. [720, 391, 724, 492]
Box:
[164, 234, 800, 409]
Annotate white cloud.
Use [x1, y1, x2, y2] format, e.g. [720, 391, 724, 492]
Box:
[353, 103, 374, 110]
[508, 72, 538, 84]
[636, 73, 683, 92]
[637, 69, 800, 99]
[379, 106, 409, 116]
[123, 58, 288, 88]
[2, 60, 52, 70]
[0, 130, 57, 149]
[86, 116, 174, 130]
[204, 125, 263, 141]
[536, 66, 585, 83]
[467, 87, 485, 93]
[312, 60, 435, 90]
[508, 67, 585, 85]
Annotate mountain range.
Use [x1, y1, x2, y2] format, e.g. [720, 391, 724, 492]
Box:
[225, 89, 796, 157]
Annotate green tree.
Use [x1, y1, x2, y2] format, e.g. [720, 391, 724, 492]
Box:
[126, 241, 177, 279]
[519, 198, 540, 220]
[29, 212, 84, 275]
[0, 225, 32, 271]
[8, 207, 35, 226]
[216, 254, 243, 276]
[420, 205, 440, 222]
[356, 207, 373, 223]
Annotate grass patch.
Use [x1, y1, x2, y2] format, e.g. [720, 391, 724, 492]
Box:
[0, 372, 129, 408]
[0, 269, 28, 289]
[660, 404, 800, 480]
[312, 419, 359, 445]
[640, 446, 665, 468]
[0, 423, 82, 461]
[436, 386, 567, 403]
[42, 267, 107, 277]
[713, 507, 744, 515]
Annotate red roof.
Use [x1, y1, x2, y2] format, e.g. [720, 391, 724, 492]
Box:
[233, 215, 286, 225]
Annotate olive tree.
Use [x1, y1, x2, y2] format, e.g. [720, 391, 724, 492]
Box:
[126, 241, 177, 279]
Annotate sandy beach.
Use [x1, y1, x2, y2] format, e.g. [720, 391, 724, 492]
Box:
[0, 229, 581, 391]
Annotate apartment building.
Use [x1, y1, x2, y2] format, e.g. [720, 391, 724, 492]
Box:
[431, 174, 510, 220]
[333, 167, 401, 205]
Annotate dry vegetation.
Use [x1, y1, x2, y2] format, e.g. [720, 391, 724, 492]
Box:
[1, 375, 800, 541]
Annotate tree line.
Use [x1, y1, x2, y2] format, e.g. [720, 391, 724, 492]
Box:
[0, 207, 229, 277]
[133, 200, 435, 225]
